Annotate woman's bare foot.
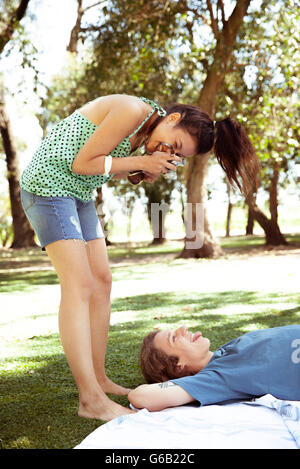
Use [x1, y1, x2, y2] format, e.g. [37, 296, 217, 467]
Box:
[98, 376, 132, 395]
[78, 393, 135, 421]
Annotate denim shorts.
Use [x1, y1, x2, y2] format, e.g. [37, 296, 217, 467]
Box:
[20, 188, 104, 251]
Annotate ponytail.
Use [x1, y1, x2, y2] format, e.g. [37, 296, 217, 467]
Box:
[213, 117, 260, 196]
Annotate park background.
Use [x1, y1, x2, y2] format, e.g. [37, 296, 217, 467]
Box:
[0, 0, 299, 449]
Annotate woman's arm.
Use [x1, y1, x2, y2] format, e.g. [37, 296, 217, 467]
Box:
[128, 382, 195, 412]
[72, 102, 144, 175]
[71, 101, 182, 176]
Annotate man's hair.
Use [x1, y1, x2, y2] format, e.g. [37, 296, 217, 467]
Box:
[139, 330, 192, 383]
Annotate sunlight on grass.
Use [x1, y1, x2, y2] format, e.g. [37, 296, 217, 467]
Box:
[9, 436, 31, 449]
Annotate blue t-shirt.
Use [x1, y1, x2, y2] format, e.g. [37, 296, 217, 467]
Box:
[171, 325, 300, 405]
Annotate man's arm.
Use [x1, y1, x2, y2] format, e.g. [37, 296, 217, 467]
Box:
[128, 382, 195, 412]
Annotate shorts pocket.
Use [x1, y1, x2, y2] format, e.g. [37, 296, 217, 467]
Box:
[20, 190, 36, 211]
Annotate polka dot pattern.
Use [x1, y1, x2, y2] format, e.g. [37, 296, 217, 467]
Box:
[20, 96, 166, 202]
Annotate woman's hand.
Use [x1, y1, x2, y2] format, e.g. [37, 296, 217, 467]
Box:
[112, 171, 130, 180]
[141, 151, 183, 176]
[142, 171, 160, 183]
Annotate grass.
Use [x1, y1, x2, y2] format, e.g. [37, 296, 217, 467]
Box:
[0, 234, 300, 448]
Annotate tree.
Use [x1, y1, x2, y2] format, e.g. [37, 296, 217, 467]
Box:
[0, 0, 37, 248]
[0, 0, 30, 54]
[225, 178, 233, 237]
[179, 0, 257, 258]
[67, 0, 108, 53]
[217, 2, 299, 245]
[0, 91, 35, 247]
[143, 175, 176, 244]
[245, 206, 255, 235]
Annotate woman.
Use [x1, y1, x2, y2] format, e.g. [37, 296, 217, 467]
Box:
[19, 94, 259, 421]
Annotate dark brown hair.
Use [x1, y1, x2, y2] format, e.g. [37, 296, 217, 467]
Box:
[139, 330, 192, 383]
[143, 103, 260, 196]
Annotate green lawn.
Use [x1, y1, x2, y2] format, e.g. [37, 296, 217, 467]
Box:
[0, 234, 300, 449]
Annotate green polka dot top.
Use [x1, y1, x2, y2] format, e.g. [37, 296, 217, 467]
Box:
[20, 96, 166, 202]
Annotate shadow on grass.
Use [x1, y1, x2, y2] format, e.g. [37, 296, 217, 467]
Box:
[109, 309, 300, 355]
[108, 233, 300, 258]
[111, 290, 300, 313]
[0, 270, 59, 293]
[1, 234, 300, 294]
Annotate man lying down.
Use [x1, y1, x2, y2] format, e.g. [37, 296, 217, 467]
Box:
[128, 325, 300, 411]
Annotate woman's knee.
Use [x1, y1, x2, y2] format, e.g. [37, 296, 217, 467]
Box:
[61, 277, 94, 302]
[92, 269, 112, 294]
[61, 274, 95, 301]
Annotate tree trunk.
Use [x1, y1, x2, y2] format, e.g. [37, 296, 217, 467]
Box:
[147, 201, 167, 245]
[144, 182, 169, 245]
[95, 187, 111, 245]
[0, 97, 36, 248]
[179, 152, 222, 258]
[67, 0, 83, 53]
[246, 207, 254, 235]
[246, 193, 287, 246]
[0, 0, 30, 54]
[179, 0, 252, 258]
[246, 187, 256, 234]
[245, 159, 286, 245]
[269, 159, 279, 224]
[179, 184, 186, 237]
[225, 179, 233, 237]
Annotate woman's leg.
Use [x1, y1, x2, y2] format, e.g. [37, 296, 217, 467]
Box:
[85, 238, 131, 395]
[45, 239, 133, 420]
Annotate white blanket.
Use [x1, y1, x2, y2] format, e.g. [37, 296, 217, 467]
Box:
[75, 394, 300, 449]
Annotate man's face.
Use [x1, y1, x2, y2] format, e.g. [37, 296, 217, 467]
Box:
[153, 325, 212, 375]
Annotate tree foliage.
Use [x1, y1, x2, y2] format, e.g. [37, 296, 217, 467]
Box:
[217, 2, 299, 203]
[0, 0, 30, 54]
